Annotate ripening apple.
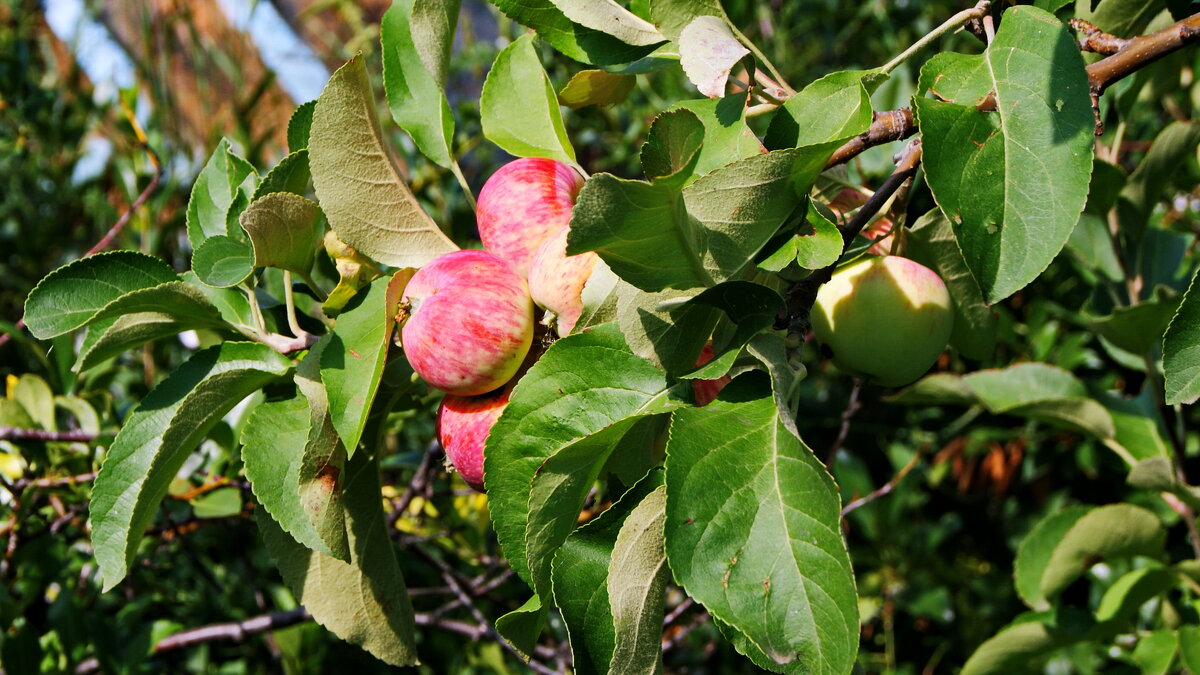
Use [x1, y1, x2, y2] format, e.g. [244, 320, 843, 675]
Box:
[476, 157, 585, 278]
[528, 225, 599, 336]
[692, 341, 732, 407]
[811, 256, 952, 387]
[399, 250, 534, 396]
[437, 385, 511, 492]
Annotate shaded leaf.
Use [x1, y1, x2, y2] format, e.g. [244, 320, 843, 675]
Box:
[765, 69, 878, 150]
[259, 453, 417, 666]
[607, 484, 668, 675]
[187, 138, 257, 250]
[640, 108, 704, 187]
[288, 100, 316, 152]
[492, 0, 661, 65]
[253, 150, 311, 200]
[550, 0, 665, 46]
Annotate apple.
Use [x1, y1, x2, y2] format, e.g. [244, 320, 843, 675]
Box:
[528, 225, 599, 336]
[810, 256, 952, 387]
[692, 341, 732, 407]
[437, 385, 511, 492]
[399, 249, 534, 396]
[476, 157, 585, 278]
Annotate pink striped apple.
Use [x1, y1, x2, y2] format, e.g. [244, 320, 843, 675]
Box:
[528, 225, 599, 337]
[811, 256, 952, 387]
[476, 157, 584, 278]
[399, 250, 533, 396]
[437, 385, 511, 492]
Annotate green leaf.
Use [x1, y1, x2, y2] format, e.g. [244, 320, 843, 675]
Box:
[1180, 625, 1200, 673]
[90, 343, 293, 589]
[552, 470, 663, 675]
[24, 251, 179, 339]
[309, 55, 457, 268]
[1094, 566, 1174, 626]
[491, 0, 661, 65]
[495, 594, 546, 661]
[677, 15, 748, 98]
[382, 0, 457, 168]
[75, 309, 221, 373]
[1090, 285, 1180, 356]
[252, 150, 311, 200]
[667, 95, 764, 178]
[914, 6, 1094, 303]
[640, 108, 704, 187]
[570, 148, 815, 292]
[550, 0, 665, 47]
[961, 611, 1092, 675]
[321, 274, 405, 455]
[664, 378, 858, 674]
[1013, 504, 1165, 610]
[259, 453, 417, 667]
[765, 69, 877, 150]
[11, 375, 54, 430]
[242, 383, 349, 560]
[559, 70, 637, 109]
[1132, 630, 1178, 675]
[963, 362, 1087, 413]
[906, 209, 997, 361]
[1006, 398, 1115, 441]
[795, 205, 843, 271]
[484, 323, 676, 588]
[1102, 390, 1172, 463]
[481, 34, 577, 165]
[191, 487, 242, 518]
[1164, 269, 1200, 404]
[240, 192, 323, 275]
[288, 100, 316, 152]
[192, 235, 255, 288]
[607, 483, 668, 675]
[186, 138, 257, 250]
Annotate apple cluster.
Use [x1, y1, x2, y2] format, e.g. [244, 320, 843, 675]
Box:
[398, 158, 595, 491]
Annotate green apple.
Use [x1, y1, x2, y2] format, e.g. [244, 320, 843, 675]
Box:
[811, 256, 953, 387]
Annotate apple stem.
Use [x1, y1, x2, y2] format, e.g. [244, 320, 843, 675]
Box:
[449, 161, 478, 212]
[282, 271, 312, 341]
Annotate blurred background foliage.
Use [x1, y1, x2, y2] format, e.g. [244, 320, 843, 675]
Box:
[0, 0, 1198, 673]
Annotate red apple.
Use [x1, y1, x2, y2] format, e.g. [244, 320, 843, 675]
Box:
[692, 342, 732, 407]
[399, 250, 534, 396]
[811, 256, 952, 387]
[476, 158, 584, 278]
[528, 225, 600, 336]
[437, 385, 511, 492]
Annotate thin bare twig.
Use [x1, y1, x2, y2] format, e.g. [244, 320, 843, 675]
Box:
[841, 448, 926, 517]
[0, 428, 100, 443]
[11, 471, 97, 491]
[827, 378, 864, 465]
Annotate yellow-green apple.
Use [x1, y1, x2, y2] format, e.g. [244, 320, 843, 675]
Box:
[476, 157, 584, 278]
[692, 341, 732, 406]
[399, 250, 534, 395]
[437, 384, 511, 492]
[528, 225, 599, 336]
[811, 256, 952, 387]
